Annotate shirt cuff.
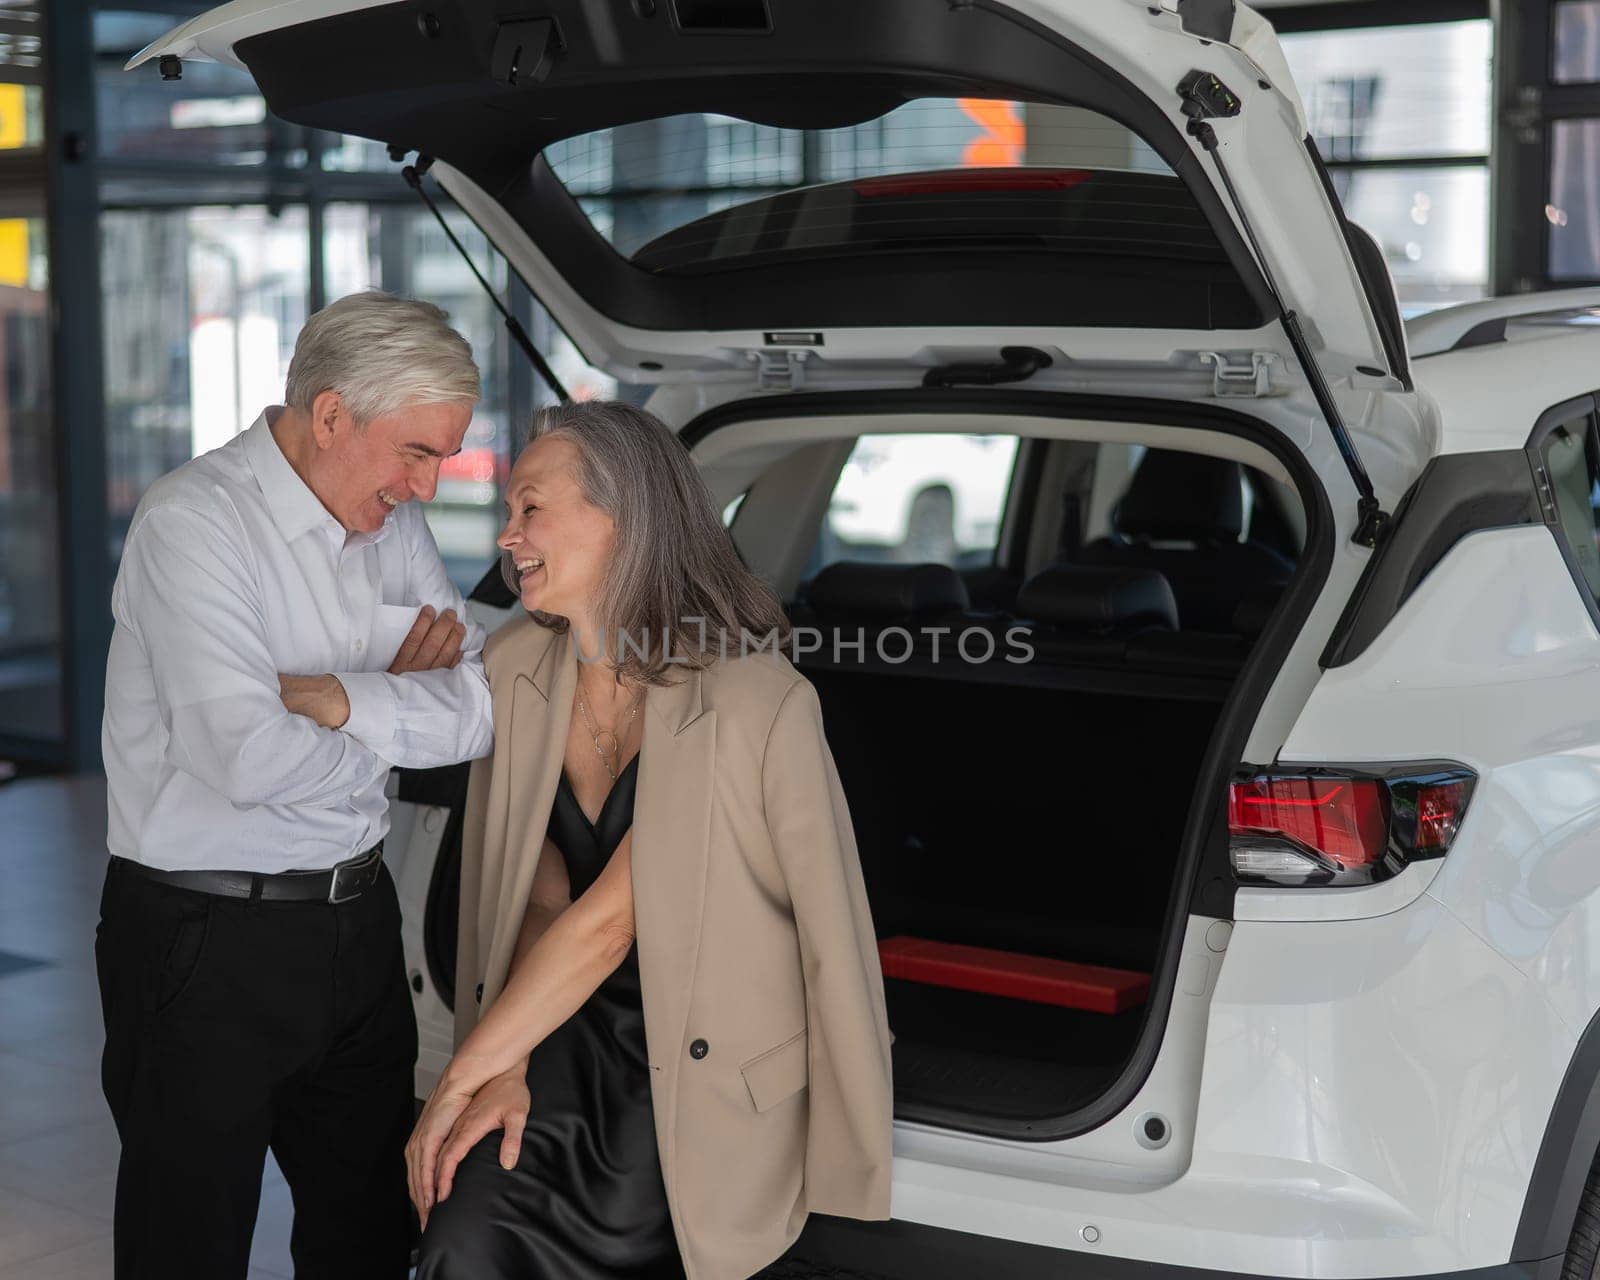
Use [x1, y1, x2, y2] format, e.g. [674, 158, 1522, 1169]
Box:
[335, 672, 398, 756]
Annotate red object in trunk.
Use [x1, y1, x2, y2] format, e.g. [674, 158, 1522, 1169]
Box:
[877, 936, 1150, 1014]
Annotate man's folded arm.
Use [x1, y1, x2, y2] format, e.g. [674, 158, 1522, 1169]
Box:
[118, 504, 392, 808]
[334, 507, 494, 768]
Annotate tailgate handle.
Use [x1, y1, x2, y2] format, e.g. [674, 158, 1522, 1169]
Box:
[923, 346, 1052, 389]
[491, 18, 560, 89]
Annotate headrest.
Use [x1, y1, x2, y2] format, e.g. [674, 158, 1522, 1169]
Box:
[1116, 449, 1244, 542]
[805, 561, 970, 617]
[1016, 565, 1178, 633]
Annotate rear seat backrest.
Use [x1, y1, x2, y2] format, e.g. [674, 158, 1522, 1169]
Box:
[804, 560, 970, 622]
[1078, 448, 1294, 632]
[1013, 564, 1178, 636]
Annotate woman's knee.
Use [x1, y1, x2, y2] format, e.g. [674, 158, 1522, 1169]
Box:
[413, 1138, 514, 1275]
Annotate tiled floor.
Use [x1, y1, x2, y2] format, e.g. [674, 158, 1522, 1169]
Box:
[0, 773, 296, 1278]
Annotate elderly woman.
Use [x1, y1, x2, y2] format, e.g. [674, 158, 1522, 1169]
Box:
[408, 401, 894, 1280]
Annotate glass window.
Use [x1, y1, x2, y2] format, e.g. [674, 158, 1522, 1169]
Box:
[544, 98, 1169, 262]
[802, 433, 1021, 580]
[1554, 0, 1600, 84]
[321, 132, 394, 172]
[102, 206, 310, 559]
[1330, 166, 1490, 311]
[1548, 120, 1600, 280]
[1278, 22, 1491, 160]
[1537, 410, 1600, 600]
[93, 12, 307, 167]
[722, 491, 746, 527]
[0, 210, 61, 744]
[1278, 21, 1491, 315]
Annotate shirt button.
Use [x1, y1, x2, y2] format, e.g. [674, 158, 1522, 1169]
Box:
[689, 1038, 709, 1060]
[355, 639, 364, 652]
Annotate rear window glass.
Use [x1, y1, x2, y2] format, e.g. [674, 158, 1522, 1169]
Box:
[542, 98, 1209, 271]
[800, 433, 1022, 580]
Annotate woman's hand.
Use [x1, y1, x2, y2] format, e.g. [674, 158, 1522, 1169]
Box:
[406, 1057, 530, 1231]
[435, 1062, 532, 1205]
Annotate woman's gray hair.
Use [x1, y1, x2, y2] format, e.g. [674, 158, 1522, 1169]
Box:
[284, 290, 480, 426]
[511, 400, 793, 686]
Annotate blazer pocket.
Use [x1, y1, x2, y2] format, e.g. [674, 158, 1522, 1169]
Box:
[740, 1027, 808, 1113]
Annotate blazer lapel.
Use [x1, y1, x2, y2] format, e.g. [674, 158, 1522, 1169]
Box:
[481, 626, 576, 1011]
[632, 663, 717, 1152]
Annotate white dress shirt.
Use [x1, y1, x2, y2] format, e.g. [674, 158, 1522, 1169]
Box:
[103, 405, 495, 873]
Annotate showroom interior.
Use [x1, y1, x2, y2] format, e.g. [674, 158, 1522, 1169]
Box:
[0, 0, 1595, 1276]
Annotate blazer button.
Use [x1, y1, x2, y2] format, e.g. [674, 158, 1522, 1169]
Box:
[475, 983, 484, 1004]
[689, 1038, 709, 1060]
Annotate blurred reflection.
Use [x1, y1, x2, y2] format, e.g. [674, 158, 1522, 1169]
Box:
[0, 214, 60, 743]
[94, 12, 305, 167]
[101, 207, 309, 561]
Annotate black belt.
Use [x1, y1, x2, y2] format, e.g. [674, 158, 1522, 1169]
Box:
[112, 842, 385, 904]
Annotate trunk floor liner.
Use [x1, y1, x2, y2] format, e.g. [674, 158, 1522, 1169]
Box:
[885, 978, 1145, 1119]
[892, 1038, 1121, 1117]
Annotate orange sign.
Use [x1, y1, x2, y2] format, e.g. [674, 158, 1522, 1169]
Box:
[958, 99, 1024, 167]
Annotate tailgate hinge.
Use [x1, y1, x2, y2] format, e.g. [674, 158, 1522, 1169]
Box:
[750, 348, 810, 391]
[1198, 350, 1277, 397]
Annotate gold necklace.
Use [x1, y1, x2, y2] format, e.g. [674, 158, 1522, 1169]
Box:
[576, 669, 644, 781]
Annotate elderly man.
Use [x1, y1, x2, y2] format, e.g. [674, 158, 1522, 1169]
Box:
[97, 290, 495, 1280]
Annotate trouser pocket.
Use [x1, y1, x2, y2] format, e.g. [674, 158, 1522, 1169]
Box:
[136, 883, 215, 1021]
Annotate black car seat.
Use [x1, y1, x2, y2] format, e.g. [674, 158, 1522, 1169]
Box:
[1076, 448, 1294, 632]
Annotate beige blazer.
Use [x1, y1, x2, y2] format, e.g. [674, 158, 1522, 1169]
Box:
[454, 616, 894, 1280]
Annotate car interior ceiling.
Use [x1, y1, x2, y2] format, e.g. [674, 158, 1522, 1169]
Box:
[782, 442, 1302, 1123]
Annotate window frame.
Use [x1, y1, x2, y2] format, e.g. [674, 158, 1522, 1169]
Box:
[1526, 391, 1600, 627]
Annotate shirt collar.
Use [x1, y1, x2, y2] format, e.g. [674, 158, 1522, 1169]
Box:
[242, 406, 397, 547]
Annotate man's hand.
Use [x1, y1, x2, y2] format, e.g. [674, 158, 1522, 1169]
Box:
[277, 674, 351, 730]
[390, 605, 467, 674]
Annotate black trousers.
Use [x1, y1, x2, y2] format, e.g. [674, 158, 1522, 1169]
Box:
[94, 855, 419, 1280]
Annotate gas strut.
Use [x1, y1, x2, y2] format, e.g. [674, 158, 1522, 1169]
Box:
[401, 155, 571, 404]
[1177, 71, 1389, 549]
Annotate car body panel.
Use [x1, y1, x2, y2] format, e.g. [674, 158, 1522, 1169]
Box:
[1415, 326, 1600, 454]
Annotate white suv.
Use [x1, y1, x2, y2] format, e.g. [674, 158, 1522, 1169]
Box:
[136, 4, 1600, 1279]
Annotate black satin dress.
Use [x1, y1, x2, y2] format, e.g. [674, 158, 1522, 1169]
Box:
[415, 753, 686, 1279]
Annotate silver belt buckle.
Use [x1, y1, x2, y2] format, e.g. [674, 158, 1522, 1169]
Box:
[328, 843, 382, 905]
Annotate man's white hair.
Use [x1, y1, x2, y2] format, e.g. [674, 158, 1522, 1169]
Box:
[284, 290, 480, 426]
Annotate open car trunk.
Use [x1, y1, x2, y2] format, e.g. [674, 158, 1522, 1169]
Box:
[674, 390, 1335, 1139]
[807, 661, 1224, 1123]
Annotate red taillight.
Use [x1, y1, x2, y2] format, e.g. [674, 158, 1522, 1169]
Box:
[1413, 780, 1471, 851]
[1228, 766, 1476, 888]
[1228, 776, 1389, 870]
